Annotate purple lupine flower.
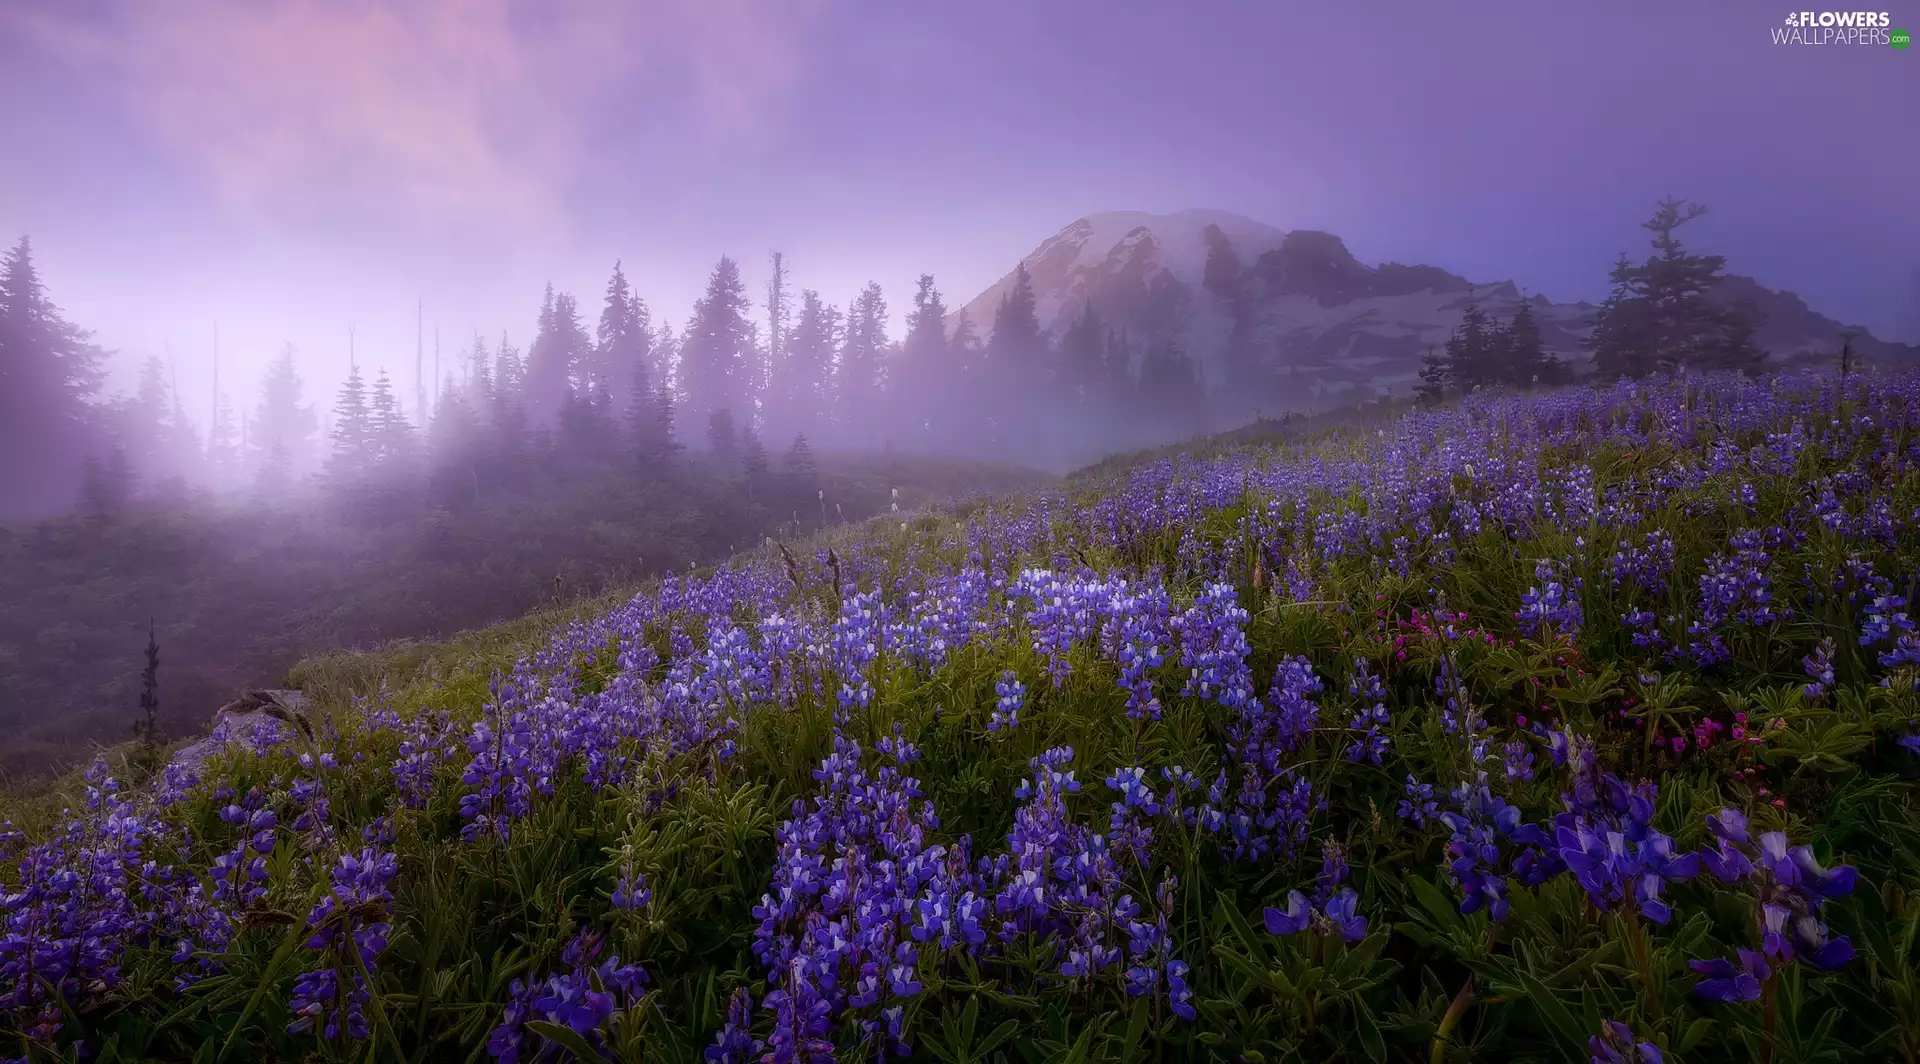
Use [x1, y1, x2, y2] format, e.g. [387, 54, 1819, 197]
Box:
[1590, 1019, 1663, 1063]
[1690, 949, 1770, 1002]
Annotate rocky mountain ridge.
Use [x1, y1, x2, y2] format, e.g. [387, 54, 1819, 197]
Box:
[952, 209, 1916, 411]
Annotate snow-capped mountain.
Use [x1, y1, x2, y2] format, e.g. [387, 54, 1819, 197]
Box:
[953, 209, 1916, 411]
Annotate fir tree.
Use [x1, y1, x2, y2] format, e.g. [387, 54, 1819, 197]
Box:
[0, 236, 109, 520]
[1056, 302, 1106, 407]
[251, 345, 318, 492]
[741, 430, 769, 501]
[1451, 299, 1495, 392]
[491, 333, 528, 466]
[595, 262, 650, 413]
[707, 407, 738, 456]
[1590, 198, 1765, 378]
[1415, 345, 1452, 405]
[899, 274, 949, 441]
[783, 432, 818, 501]
[836, 282, 888, 439]
[682, 256, 752, 446]
[986, 264, 1046, 454]
[771, 290, 835, 443]
[326, 362, 372, 493]
[1503, 298, 1549, 384]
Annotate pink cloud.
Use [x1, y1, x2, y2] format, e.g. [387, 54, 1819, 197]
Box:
[13, 0, 824, 231]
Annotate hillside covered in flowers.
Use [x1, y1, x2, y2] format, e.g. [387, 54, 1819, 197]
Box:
[5, 369, 1919, 1063]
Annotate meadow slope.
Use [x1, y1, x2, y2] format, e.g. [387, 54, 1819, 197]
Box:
[5, 369, 1920, 1063]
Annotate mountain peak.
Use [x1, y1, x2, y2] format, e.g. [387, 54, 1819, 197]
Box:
[953, 208, 1917, 412]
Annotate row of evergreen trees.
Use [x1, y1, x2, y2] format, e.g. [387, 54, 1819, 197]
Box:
[1, 197, 1783, 522]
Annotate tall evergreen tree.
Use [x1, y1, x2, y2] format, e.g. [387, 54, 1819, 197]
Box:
[490, 333, 527, 466]
[783, 432, 818, 507]
[836, 282, 888, 441]
[1502, 299, 1552, 385]
[326, 362, 372, 494]
[682, 256, 752, 446]
[1138, 339, 1205, 439]
[1415, 345, 1452, 405]
[1450, 299, 1496, 392]
[986, 265, 1046, 455]
[771, 290, 835, 444]
[1056, 302, 1107, 407]
[899, 274, 949, 443]
[0, 236, 110, 519]
[524, 285, 590, 427]
[251, 345, 318, 493]
[594, 262, 651, 414]
[1590, 198, 1765, 378]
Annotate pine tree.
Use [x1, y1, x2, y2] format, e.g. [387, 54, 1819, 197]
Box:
[1138, 339, 1204, 438]
[1415, 345, 1452, 405]
[899, 274, 949, 442]
[1503, 299, 1548, 385]
[595, 262, 651, 414]
[1451, 299, 1495, 392]
[251, 345, 318, 492]
[1056, 302, 1106, 407]
[0, 236, 110, 519]
[368, 369, 413, 476]
[682, 256, 752, 446]
[741, 430, 769, 501]
[771, 290, 835, 444]
[1591, 199, 1765, 377]
[986, 264, 1046, 454]
[467, 334, 494, 407]
[491, 333, 528, 466]
[427, 375, 481, 508]
[326, 361, 372, 494]
[707, 407, 738, 456]
[836, 282, 888, 441]
[783, 433, 818, 504]
[525, 286, 591, 427]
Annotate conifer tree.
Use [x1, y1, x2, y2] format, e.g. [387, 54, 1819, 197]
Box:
[595, 262, 651, 413]
[987, 264, 1045, 454]
[771, 290, 835, 444]
[741, 430, 769, 501]
[1591, 198, 1765, 378]
[707, 407, 738, 456]
[0, 236, 109, 520]
[1415, 345, 1452, 405]
[1503, 299, 1548, 384]
[326, 362, 372, 494]
[250, 345, 318, 492]
[1451, 299, 1495, 392]
[682, 256, 752, 446]
[899, 274, 949, 442]
[783, 432, 818, 504]
[1056, 302, 1107, 407]
[836, 282, 888, 440]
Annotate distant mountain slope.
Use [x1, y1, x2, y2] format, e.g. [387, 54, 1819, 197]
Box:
[953, 209, 1917, 412]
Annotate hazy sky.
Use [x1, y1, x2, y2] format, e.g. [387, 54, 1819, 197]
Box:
[2, 0, 1915, 419]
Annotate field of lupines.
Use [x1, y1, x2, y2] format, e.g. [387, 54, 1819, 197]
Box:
[6, 368, 1920, 1063]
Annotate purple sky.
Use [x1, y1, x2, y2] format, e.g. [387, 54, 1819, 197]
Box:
[2, 0, 1915, 417]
